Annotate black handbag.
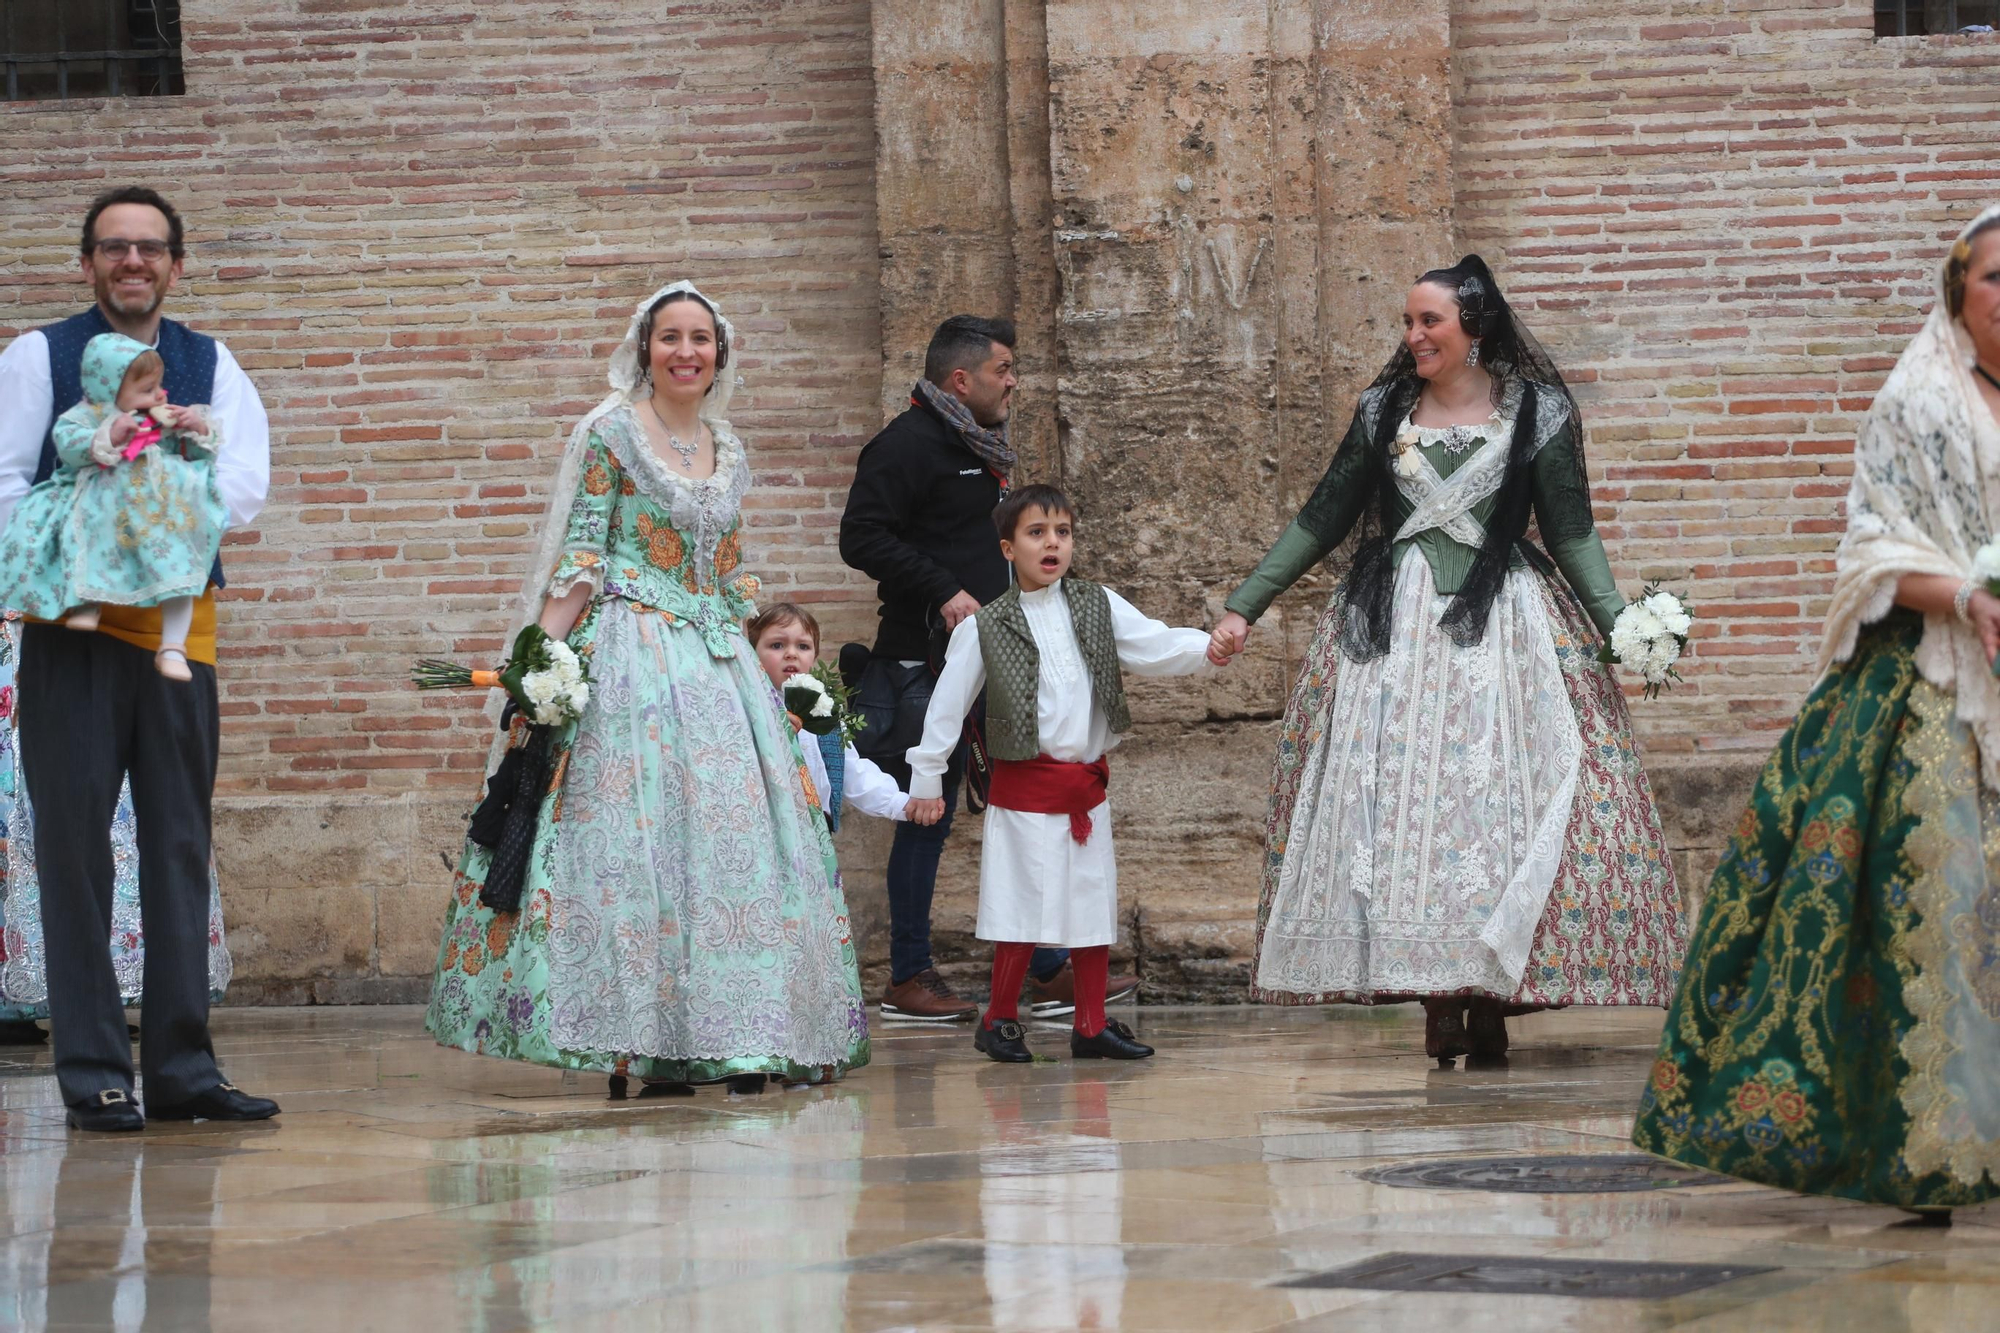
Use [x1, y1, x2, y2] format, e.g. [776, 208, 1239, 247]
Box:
[849, 654, 934, 767]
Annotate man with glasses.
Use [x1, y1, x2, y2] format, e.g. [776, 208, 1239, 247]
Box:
[0, 187, 273, 1131]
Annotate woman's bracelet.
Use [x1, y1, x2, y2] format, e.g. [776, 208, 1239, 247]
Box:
[1955, 579, 1978, 625]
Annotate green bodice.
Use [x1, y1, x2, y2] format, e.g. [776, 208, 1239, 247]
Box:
[548, 408, 759, 657]
[1225, 384, 1623, 636]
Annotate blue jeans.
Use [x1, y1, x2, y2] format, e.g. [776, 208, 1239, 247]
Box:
[886, 764, 1067, 985]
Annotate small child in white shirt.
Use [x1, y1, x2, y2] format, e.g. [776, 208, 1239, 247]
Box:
[747, 602, 917, 828]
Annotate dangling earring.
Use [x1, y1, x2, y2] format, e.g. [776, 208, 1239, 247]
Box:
[1465, 340, 1482, 368]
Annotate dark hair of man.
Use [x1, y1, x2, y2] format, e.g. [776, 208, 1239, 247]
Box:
[993, 482, 1075, 542]
[924, 314, 1016, 386]
[81, 187, 185, 259]
[638, 288, 729, 389]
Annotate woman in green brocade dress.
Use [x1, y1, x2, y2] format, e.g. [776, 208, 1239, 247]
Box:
[424, 282, 869, 1094]
[1633, 209, 2000, 1217]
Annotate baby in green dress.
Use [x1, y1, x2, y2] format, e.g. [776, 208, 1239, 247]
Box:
[0, 333, 228, 681]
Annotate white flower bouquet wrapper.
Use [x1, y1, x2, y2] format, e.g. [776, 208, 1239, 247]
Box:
[1600, 583, 1693, 699]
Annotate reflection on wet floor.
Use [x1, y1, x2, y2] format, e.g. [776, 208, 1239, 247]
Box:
[0, 1005, 1993, 1331]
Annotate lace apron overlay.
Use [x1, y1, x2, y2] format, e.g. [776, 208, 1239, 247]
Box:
[1254, 428, 1582, 999]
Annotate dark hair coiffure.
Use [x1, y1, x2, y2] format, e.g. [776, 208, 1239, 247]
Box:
[81, 186, 185, 259]
[925, 314, 1016, 385]
[993, 482, 1074, 542]
[638, 289, 728, 392]
[1316, 254, 1587, 661]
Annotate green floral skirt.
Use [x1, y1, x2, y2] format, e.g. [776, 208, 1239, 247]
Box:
[1634, 611, 1999, 1207]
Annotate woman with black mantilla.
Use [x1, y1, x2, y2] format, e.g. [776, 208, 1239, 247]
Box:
[1210, 256, 1685, 1063]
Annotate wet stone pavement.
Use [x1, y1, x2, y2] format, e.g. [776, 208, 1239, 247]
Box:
[0, 1005, 1994, 1331]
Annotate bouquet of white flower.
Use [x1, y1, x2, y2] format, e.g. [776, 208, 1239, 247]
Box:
[412, 624, 592, 727]
[1602, 585, 1693, 699]
[782, 668, 840, 737]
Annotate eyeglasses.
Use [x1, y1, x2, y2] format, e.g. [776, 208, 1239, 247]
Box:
[89, 239, 173, 262]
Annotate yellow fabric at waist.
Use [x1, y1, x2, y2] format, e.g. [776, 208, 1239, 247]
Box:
[25, 591, 218, 665]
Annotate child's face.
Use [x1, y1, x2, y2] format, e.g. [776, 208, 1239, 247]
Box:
[1001, 506, 1074, 592]
[755, 619, 818, 688]
[117, 366, 167, 415]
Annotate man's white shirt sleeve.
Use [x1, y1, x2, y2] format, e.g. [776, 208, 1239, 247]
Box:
[0, 331, 52, 529]
[209, 343, 270, 528]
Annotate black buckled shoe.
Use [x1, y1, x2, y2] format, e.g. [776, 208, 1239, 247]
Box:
[1070, 1019, 1154, 1060]
[66, 1087, 144, 1132]
[146, 1082, 280, 1122]
[974, 1018, 1034, 1063]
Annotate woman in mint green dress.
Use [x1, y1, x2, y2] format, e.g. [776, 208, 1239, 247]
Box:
[425, 281, 869, 1093]
[1634, 209, 2000, 1216]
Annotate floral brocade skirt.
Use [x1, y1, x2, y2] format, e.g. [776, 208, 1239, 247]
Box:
[1249, 557, 1685, 1008]
[1634, 611, 2000, 1207]
[425, 597, 870, 1084]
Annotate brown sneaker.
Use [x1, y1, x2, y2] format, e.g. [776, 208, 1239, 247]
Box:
[1025, 961, 1140, 1017]
[879, 968, 979, 1022]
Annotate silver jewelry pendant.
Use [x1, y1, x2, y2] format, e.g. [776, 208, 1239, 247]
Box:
[664, 432, 699, 470]
[1465, 339, 1482, 368]
[1440, 426, 1484, 457]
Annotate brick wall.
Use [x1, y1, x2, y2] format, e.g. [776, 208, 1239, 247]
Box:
[1453, 0, 2000, 759]
[0, 0, 887, 997]
[5, 0, 1998, 999]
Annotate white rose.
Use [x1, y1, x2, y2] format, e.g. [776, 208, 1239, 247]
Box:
[1973, 542, 2000, 586]
[567, 685, 590, 714]
[810, 692, 834, 718]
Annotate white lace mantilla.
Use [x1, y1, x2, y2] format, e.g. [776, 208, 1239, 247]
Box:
[1253, 551, 1583, 998]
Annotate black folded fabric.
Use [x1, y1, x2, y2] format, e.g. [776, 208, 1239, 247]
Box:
[474, 726, 551, 913]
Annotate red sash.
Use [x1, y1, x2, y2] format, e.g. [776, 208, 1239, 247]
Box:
[988, 754, 1110, 845]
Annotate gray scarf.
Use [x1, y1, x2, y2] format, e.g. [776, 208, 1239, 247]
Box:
[913, 379, 1015, 484]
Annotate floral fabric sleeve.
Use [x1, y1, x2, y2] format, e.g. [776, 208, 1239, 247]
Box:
[51, 403, 105, 475]
[549, 433, 620, 599]
[715, 522, 760, 620]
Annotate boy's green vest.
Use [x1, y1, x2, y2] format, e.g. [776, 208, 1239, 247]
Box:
[977, 579, 1131, 761]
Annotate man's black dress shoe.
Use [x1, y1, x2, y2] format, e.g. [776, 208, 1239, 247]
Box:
[1071, 1019, 1154, 1060]
[974, 1018, 1034, 1063]
[66, 1088, 144, 1132]
[147, 1082, 280, 1122]
[0, 1019, 47, 1045]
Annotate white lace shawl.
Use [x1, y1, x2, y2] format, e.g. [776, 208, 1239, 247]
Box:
[1819, 205, 2000, 792]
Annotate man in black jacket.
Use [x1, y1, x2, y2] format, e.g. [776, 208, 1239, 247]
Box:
[841, 316, 1135, 1021]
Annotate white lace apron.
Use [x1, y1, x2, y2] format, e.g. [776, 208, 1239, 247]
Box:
[1253, 421, 1583, 997]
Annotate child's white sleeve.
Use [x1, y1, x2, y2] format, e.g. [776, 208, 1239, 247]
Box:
[841, 744, 910, 821]
[905, 615, 986, 801]
[1107, 588, 1215, 677]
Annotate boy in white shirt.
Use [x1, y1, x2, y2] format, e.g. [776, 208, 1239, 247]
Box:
[907, 485, 1220, 1062]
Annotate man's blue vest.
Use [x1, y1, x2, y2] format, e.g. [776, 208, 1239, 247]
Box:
[39, 306, 225, 588]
